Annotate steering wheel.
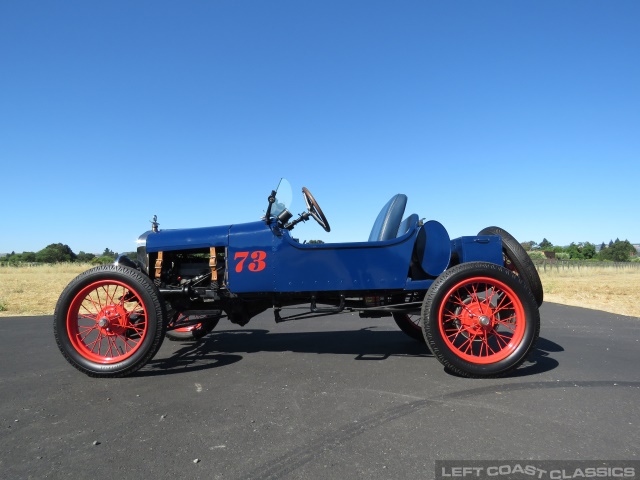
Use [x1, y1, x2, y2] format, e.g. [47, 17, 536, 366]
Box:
[302, 187, 331, 232]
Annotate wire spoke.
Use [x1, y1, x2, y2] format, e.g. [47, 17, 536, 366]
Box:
[78, 325, 98, 342]
[493, 331, 513, 347]
[84, 333, 102, 353]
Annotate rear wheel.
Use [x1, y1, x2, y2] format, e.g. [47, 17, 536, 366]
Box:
[392, 313, 425, 343]
[478, 226, 543, 306]
[422, 262, 539, 378]
[54, 265, 166, 377]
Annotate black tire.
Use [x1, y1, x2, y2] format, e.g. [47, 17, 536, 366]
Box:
[422, 262, 540, 378]
[479, 226, 544, 306]
[392, 313, 426, 343]
[166, 316, 220, 341]
[53, 265, 166, 377]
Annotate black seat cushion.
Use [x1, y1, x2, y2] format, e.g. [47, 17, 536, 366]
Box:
[368, 194, 407, 242]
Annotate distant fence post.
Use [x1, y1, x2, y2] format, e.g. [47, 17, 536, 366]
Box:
[532, 258, 640, 271]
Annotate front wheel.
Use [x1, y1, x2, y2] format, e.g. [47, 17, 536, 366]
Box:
[53, 265, 166, 377]
[422, 262, 540, 378]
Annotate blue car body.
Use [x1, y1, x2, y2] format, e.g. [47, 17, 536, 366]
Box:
[142, 218, 503, 295]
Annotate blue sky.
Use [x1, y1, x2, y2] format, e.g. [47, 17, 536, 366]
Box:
[1, 1, 638, 254]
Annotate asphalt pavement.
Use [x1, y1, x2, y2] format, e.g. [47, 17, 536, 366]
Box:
[0, 303, 638, 480]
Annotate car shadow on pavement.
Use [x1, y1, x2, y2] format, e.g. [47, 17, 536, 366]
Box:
[207, 327, 431, 358]
[135, 351, 244, 377]
[137, 330, 562, 378]
[437, 336, 563, 378]
[495, 336, 562, 378]
[135, 327, 431, 376]
[505, 338, 564, 378]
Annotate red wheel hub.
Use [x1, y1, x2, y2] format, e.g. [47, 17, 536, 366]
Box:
[455, 300, 495, 334]
[96, 305, 129, 336]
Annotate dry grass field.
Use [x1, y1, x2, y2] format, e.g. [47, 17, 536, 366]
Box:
[0, 263, 638, 318]
[537, 265, 639, 318]
[0, 264, 93, 316]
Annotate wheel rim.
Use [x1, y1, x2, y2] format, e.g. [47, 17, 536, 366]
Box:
[437, 276, 526, 364]
[66, 280, 148, 364]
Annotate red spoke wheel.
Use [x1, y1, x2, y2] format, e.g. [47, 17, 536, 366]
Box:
[422, 262, 540, 378]
[166, 314, 220, 341]
[478, 226, 543, 307]
[54, 265, 166, 377]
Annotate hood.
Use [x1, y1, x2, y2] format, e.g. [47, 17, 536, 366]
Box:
[143, 224, 233, 253]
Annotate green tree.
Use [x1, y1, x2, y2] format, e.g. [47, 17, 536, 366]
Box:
[35, 243, 77, 263]
[582, 242, 596, 259]
[91, 256, 115, 265]
[102, 248, 118, 259]
[565, 243, 584, 260]
[6, 252, 22, 264]
[539, 238, 553, 250]
[21, 252, 36, 262]
[77, 251, 96, 263]
[565, 242, 596, 260]
[599, 239, 635, 262]
[520, 241, 535, 251]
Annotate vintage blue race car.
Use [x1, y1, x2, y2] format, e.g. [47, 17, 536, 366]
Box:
[54, 179, 543, 378]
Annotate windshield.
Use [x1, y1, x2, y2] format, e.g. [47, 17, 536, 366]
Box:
[271, 178, 292, 218]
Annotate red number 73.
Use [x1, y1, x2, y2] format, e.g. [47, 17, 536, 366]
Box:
[234, 251, 267, 273]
